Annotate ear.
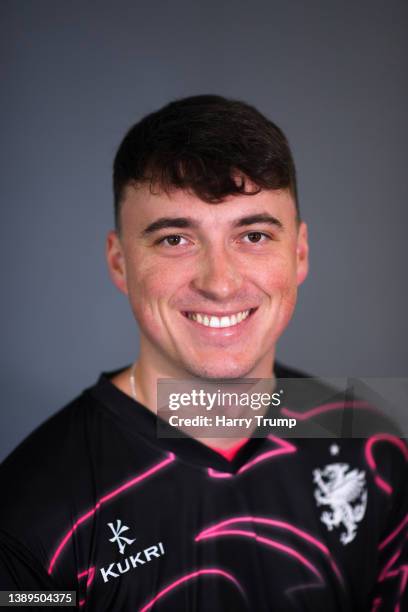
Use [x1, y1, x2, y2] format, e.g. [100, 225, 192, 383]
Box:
[296, 221, 309, 286]
[106, 230, 128, 295]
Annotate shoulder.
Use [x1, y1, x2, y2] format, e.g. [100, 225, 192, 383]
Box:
[275, 361, 404, 437]
[276, 363, 407, 539]
[1, 384, 102, 485]
[0, 371, 163, 587]
[0, 383, 109, 585]
[0, 382, 112, 543]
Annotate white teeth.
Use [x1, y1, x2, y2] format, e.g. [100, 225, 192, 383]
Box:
[187, 309, 251, 328]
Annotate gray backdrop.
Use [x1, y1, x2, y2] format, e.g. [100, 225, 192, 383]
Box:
[1, 0, 407, 462]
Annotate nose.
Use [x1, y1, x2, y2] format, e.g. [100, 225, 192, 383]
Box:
[191, 243, 243, 301]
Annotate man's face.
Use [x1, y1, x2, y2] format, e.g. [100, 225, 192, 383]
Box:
[106, 184, 308, 379]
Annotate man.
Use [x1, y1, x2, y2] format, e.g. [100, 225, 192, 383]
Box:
[1, 96, 406, 611]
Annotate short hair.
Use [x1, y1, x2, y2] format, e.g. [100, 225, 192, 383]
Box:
[113, 95, 299, 231]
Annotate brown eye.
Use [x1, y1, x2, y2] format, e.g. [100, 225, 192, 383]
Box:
[165, 235, 182, 246]
[156, 234, 191, 248]
[246, 232, 263, 243]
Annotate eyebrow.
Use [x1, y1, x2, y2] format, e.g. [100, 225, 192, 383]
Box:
[142, 217, 199, 235]
[233, 213, 283, 230]
[141, 212, 283, 236]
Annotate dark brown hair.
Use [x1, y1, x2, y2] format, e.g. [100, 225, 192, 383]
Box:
[113, 95, 299, 230]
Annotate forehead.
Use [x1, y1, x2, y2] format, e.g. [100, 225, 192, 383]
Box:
[120, 184, 297, 231]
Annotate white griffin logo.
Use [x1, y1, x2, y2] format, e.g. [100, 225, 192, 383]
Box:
[313, 462, 367, 545]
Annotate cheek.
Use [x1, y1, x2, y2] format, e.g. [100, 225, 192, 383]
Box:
[258, 255, 298, 295]
[257, 256, 299, 334]
[124, 257, 186, 330]
[261, 262, 298, 338]
[127, 274, 167, 318]
[125, 253, 168, 301]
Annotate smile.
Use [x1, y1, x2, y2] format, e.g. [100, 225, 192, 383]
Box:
[184, 309, 255, 328]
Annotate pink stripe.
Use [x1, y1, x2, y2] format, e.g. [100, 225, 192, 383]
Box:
[379, 515, 408, 550]
[370, 597, 382, 612]
[198, 516, 331, 552]
[196, 515, 342, 583]
[365, 435, 408, 495]
[238, 436, 297, 474]
[139, 568, 244, 612]
[377, 547, 408, 611]
[374, 476, 393, 496]
[198, 529, 322, 581]
[366, 434, 408, 469]
[207, 436, 296, 478]
[77, 566, 96, 588]
[207, 468, 233, 478]
[47, 453, 175, 575]
[400, 566, 408, 594]
[365, 438, 407, 612]
[378, 549, 402, 582]
[255, 533, 322, 581]
[285, 580, 322, 596]
[76, 566, 96, 608]
[281, 400, 373, 421]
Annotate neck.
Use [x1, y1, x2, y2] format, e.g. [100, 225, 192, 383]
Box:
[112, 346, 276, 451]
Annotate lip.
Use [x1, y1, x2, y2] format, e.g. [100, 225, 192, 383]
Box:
[182, 308, 256, 318]
[181, 307, 258, 341]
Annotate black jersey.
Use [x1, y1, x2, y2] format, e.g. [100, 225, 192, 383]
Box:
[0, 364, 407, 611]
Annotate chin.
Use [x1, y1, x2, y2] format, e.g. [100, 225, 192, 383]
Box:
[186, 360, 255, 381]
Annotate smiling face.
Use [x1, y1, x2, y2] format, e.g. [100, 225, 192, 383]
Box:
[106, 184, 309, 380]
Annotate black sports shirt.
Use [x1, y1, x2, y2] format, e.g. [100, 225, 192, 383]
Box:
[1, 364, 407, 611]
